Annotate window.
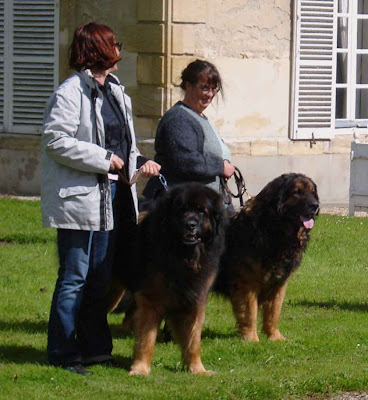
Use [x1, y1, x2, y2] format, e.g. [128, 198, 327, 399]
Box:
[0, 0, 59, 135]
[336, 0, 368, 127]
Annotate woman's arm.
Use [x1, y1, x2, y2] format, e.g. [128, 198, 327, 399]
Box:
[43, 89, 111, 174]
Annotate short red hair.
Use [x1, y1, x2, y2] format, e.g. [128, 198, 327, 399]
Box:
[69, 22, 122, 71]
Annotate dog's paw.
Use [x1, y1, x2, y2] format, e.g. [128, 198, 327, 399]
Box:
[129, 364, 150, 376]
[267, 330, 287, 341]
[188, 366, 214, 376]
[200, 369, 215, 376]
[240, 330, 260, 342]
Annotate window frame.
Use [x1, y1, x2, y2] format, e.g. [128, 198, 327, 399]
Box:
[336, 0, 368, 126]
[291, 0, 368, 139]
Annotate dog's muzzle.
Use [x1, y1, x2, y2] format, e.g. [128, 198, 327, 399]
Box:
[300, 200, 319, 230]
[182, 218, 202, 245]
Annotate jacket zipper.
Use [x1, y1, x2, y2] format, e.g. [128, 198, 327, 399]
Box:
[92, 87, 107, 231]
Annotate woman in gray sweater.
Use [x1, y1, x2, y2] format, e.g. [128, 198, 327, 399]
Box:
[143, 59, 235, 201]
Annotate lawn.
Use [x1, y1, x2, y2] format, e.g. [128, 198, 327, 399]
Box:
[1, 198, 368, 399]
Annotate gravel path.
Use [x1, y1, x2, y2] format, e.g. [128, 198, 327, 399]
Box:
[321, 206, 368, 217]
[330, 393, 368, 400]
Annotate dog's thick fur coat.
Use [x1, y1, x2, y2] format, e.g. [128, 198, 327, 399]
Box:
[215, 173, 319, 342]
[110, 183, 228, 375]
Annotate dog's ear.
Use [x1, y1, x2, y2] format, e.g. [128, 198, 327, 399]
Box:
[276, 174, 294, 213]
[256, 174, 291, 213]
[313, 180, 319, 202]
[311, 179, 320, 216]
[150, 188, 177, 235]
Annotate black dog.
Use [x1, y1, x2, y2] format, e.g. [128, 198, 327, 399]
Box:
[109, 183, 228, 375]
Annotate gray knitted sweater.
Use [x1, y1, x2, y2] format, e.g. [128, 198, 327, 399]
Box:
[143, 101, 231, 198]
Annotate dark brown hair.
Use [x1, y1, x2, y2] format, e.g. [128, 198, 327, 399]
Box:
[180, 59, 223, 95]
[69, 22, 122, 71]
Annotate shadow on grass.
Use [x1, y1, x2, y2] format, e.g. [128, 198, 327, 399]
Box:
[0, 235, 55, 245]
[0, 319, 48, 334]
[109, 322, 238, 342]
[292, 299, 368, 312]
[0, 345, 133, 371]
[0, 345, 48, 365]
[109, 323, 133, 339]
[108, 355, 132, 371]
[201, 327, 239, 340]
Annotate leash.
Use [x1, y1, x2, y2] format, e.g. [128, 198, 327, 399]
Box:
[117, 167, 169, 193]
[117, 167, 131, 185]
[116, 166, 144, 185]
[221, 166, 251, 208]
[158, 173, 169, 191]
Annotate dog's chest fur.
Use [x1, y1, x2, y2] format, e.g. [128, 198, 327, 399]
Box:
[147, 242, 218, 306]
[217, 211, 311, 297]
[260, 224, 310, 283]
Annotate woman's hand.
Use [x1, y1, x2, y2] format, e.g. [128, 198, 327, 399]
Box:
[109, 154, 124, 172]
[223, 160, 235, 179]
[140, 160, 161, 177]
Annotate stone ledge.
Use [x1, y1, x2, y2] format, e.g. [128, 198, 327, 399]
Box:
[0, 134, 41, 151]
[0, 134, 360, 157]
[218, 137, 363, 156]
[278, 140, 329, 156]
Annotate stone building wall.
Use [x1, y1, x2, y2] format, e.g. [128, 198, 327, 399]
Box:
[0, 0, 363, 206]
[121, 0, 360, 205]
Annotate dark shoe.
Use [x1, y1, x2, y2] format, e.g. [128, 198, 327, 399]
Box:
[85, 359, 115, 367]
[63, 363, 93, 375]
[82, 355, 113, 366]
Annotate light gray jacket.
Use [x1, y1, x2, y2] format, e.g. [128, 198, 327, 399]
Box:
[41, 69, 139, 231]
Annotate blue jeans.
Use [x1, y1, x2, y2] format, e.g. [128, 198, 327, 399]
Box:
[47, 183, 118, 366]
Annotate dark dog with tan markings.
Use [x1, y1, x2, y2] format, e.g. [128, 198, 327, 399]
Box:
[109, 183, 227, 375]
[215, 173, 319, 342]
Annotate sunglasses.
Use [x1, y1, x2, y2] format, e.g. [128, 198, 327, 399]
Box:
[115, 42, 123, 51]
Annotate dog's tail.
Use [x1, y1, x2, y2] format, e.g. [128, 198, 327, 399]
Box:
[107, 280, 127, 313]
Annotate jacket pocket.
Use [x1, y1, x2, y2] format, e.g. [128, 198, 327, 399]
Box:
[59, 186, 95, 198]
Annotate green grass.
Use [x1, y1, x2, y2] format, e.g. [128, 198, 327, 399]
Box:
[1, 198, 368, 399]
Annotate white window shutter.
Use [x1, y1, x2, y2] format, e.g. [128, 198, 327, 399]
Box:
[0, 0, 4, 130]
[291, 0, 337, 139]
[10, 0, 59, 134]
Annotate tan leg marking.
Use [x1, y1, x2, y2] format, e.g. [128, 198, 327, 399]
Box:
[230, 285, 260, 342]
[168, 303, 211, 375]
[129, 295, 163, 376]
[262, 282, 288, 341]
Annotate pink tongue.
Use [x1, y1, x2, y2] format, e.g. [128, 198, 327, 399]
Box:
[302, 218, 314, 229]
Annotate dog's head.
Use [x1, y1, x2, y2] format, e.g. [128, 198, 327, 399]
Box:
[255, 173, 319, 230]
[156, 183, 227, 246]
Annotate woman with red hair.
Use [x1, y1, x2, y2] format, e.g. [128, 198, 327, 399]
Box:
[41, 22, 160, 374]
